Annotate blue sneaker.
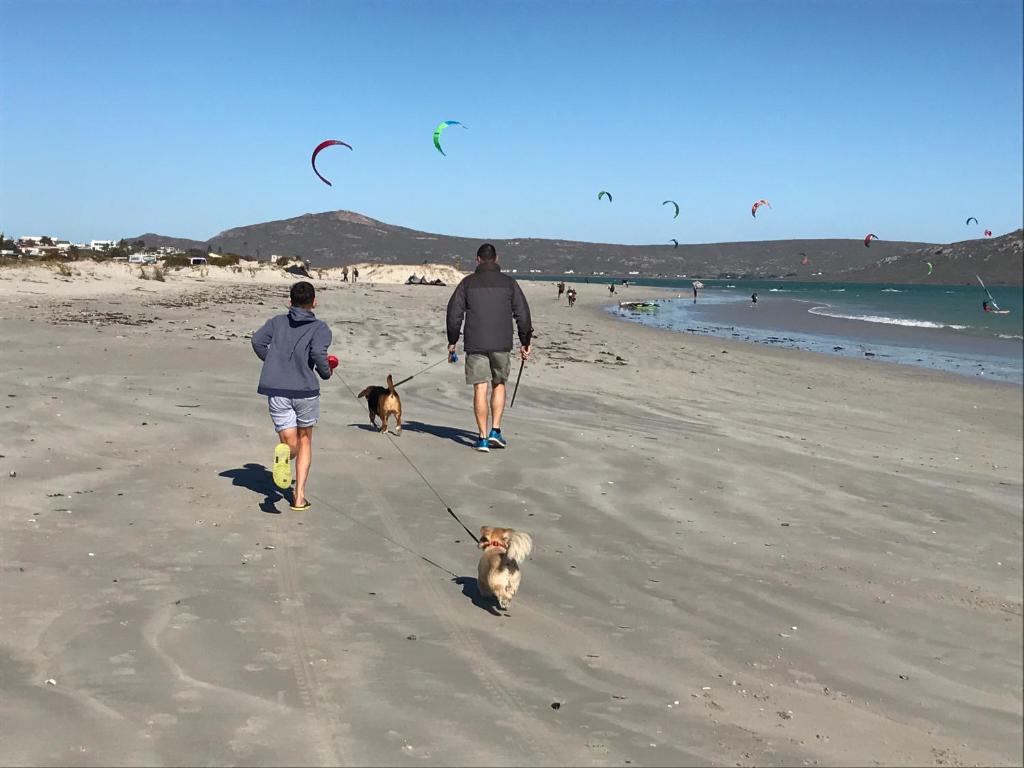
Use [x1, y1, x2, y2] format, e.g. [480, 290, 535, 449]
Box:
[474, 437, 490, 452]
[487, 428, 507, 448]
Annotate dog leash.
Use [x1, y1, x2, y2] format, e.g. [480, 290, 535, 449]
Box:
[333, 368, 480, 546]
[305, 489, 460, 578]
[392, 355, 452, 389]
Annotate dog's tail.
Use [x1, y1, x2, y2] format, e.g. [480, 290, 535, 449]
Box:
[505, 531, 533, 564]
[357, 387, 371, 399]
[386, 374, 396, 394]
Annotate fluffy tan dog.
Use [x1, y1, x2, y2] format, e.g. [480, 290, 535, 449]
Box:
[477, 526, 533, 610]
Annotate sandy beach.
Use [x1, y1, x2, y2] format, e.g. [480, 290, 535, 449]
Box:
[0, 263, 1020, 766]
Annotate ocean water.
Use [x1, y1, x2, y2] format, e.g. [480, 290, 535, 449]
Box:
[523, 276, 1024, 383]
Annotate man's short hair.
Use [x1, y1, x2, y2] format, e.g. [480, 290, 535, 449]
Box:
[477, 243, 497, 261]
[290, 281, 315, 307]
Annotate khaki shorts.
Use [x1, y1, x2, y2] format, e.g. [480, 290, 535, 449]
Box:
[465, 352, 511, 386]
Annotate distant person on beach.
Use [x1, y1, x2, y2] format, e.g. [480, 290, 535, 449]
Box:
[557, 281, 565, 300]
[567, 287, 577, 307]
[341, 266, 349, 282]
[446, 243, 533, 453]
[751, 292, 758, 306]
[251, 281, 334, 511]
[983, 300, 991, 312]
[609, 283, 616, 294]
[692, 284, 698, 301]
[351, 267, 359, 284]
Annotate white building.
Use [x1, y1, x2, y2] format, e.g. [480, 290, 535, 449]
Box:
[90, 240, 116, 250]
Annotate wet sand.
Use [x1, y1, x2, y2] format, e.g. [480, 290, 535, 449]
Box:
[0, 270, 1021, 766]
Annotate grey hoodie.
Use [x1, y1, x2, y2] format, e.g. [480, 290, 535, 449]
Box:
[252, 306, 332, 398]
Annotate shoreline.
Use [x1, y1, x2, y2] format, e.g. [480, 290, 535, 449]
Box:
[592, 286, 1023, 385]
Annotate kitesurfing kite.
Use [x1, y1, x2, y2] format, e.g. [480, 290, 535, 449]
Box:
[977, 275, 1011, 314]
[670, 238, 679, 249]
[984, 229, 993, 237]
[966, 217, 979, 226]
[598, 191, 613, 202]
[751, 199, 771, 218]
[926, 261, 933, 275]
[311, 139, 352, 186]
[433, 120, 466, 156]
[864, 233, 878, 247]
[663, 200, 680, 218]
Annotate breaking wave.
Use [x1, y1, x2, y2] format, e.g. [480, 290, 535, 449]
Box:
[808, 305, 967, 330]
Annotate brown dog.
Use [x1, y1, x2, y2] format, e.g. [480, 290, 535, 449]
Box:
[357, 375, 402, 434]
[477, 526, 533, 610]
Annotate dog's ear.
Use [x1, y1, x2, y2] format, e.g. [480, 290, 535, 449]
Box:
[478, 526, 492, 546]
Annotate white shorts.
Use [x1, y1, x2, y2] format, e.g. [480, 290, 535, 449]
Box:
[268, 396, 320, 431]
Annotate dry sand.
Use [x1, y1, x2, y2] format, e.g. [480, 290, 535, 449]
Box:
[0, 265, 1021, 767]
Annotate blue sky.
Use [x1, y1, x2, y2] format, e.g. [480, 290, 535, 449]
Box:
[1, 0, 1021, 245]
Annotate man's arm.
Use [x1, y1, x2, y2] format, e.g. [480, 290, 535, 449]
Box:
[511, 280, 533, 349]
[251, 318, 274, 360]
[310, 323, 333, 380]
[446, 279, 467, 347]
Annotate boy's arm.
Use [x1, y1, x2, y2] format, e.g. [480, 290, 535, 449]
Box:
[310, 323, 333, 380]
[251, 318, 274, 360]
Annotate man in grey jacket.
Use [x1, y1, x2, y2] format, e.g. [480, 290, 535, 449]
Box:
[251, 281, 334, 510]
[446, 243, 532, 452]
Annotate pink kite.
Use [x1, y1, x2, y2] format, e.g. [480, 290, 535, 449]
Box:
[311, 139, 353, 186]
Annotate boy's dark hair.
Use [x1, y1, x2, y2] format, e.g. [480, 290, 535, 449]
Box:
[477, 243, 497, 261]
[290, 281, 316, 307]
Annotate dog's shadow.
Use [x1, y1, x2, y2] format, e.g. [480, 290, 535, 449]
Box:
[346, 420, 476, 446]
[218, 463, 287, 514]
[452, 576, 505, 616]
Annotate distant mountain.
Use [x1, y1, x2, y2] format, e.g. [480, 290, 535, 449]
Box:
[844, 230, 1023, 285]
[131, 210, 1021, 284]
[133, 233, 208, 252]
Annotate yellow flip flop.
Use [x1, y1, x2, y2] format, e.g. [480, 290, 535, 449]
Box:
[272, 443, 292, 490]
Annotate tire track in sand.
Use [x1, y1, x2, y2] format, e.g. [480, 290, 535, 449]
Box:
[273, 523, 352, 766]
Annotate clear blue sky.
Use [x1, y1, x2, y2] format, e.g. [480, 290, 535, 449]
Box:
[1, 0, 1021, 245]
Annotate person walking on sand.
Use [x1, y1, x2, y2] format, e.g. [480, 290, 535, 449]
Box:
[567, 286, 577, 307]
[751, 291, 758, 307]
[351, 267, 359, 284]
[557, 281, 565, 300]
[446, 243, 532, 452]
[251, 281, 335, 511]
[341, 265, 349, 282]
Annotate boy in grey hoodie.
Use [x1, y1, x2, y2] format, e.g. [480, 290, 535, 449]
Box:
[251, 281, 334, 510]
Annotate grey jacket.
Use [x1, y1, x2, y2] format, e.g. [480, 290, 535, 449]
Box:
[446, 261, 533, 353]
[252, 307, 332, 398]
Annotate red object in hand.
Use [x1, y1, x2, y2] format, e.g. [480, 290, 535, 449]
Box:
[327, 354, 339, 370]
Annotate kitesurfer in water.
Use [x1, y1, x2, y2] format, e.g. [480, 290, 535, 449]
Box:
[751, 292, 758, 306]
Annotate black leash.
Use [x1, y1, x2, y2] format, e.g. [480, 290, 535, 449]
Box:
[392, 356, 449, 389]
[333, 369, 480, 546]
[306, 490, 460, 578]
[509, 358, 526, 408]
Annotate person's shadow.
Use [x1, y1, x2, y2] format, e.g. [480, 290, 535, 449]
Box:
[219, 463, 286, 514]
[453, 576, 504, 616]
[401, 421, 478, 447]
[346, 420, 477, 447]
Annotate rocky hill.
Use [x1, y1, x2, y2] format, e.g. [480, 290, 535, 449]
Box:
[132, 210, 1022, 283]
[843, 230, 1023, 285]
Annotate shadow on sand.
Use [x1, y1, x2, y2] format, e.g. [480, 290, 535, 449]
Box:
[347, 420, 476, 446]
[218, 463, 287, 514]
[453, 576, 505, 616]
